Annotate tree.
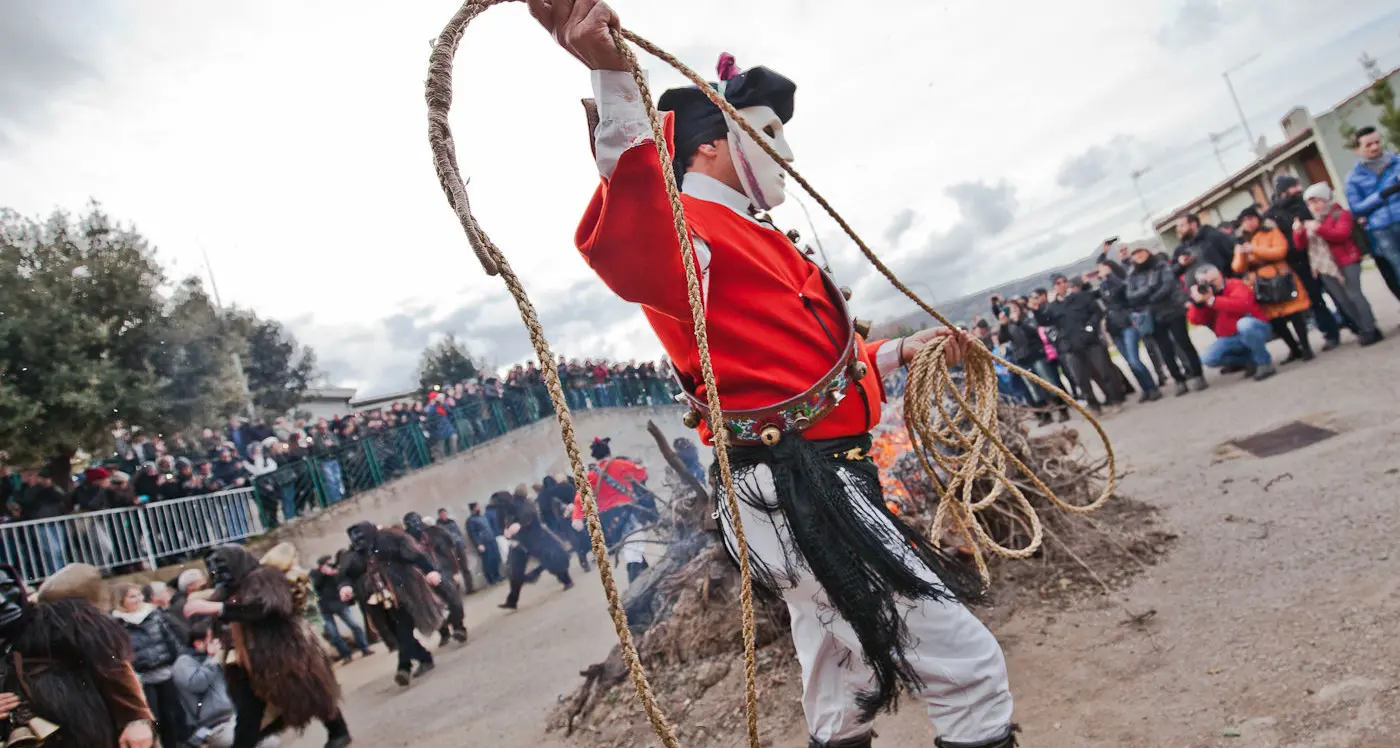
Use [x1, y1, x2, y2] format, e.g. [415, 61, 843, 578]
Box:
[225, 310, 317, 418]
[0, 204, 169, 479]
[150, 277, 247, 435]
[417, 334, 479, 394]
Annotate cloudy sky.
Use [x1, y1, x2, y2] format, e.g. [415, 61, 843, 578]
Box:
[3, 0, 1399, 396]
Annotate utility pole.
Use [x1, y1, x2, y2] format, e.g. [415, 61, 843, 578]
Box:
[203, 248, 258, 422]
[1223, 54, 1262, 158]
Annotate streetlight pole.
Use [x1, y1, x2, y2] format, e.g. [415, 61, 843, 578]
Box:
[1208, 126, 1238, 175]
[1223, 54, 1262, 157]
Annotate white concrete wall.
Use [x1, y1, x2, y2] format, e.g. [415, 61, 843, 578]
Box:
[251, 404, 703, 567]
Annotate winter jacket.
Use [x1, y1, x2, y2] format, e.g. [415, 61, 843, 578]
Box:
[996, 316, 1045, 365]
[437, 517, 469, 548]
[1292, 205, 1362, 267]
[1172, 224, 1238, 279]
[1039, 292, 1104, 353]
[1186, 279, 1264, 337]
[1124, 255, 1188, 323]
[17, 484, 71, 520]
[1096, 273, 1137, 335]
[172, 649, 235, 728]
[1345, 153, 1400, 230]
[1232, 224, 1311, 320]
[112, 604, 182, 683]
[465, 514, 496, 550]
[310, 567, 348, 615]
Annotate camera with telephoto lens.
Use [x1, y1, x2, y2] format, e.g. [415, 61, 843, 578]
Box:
[1195, 282, 1212, 297]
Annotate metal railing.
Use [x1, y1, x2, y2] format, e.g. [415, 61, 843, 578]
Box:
[0, 487, 264, 585]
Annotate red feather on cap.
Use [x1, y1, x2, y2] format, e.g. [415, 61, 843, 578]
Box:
[717, 52, 740, 82]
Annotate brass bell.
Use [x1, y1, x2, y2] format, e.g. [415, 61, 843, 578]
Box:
[682, 410, 702, 429]
[853, 318, 872, 338]
[759, 425, 783, 446]
[793, 415, 811, 430]
[840, 286, 853, 301]
[785, 229, 801, 245]
[849, 361, 868, 380]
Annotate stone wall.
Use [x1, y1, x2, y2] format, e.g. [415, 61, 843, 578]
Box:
[249, 405, 703, 569]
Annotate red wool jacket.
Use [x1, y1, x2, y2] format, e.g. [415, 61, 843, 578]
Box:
[573, 457, 648, 521]
[1291, 204, 1362, 267]
[574, 115, 888, 445]
[1186, 278, 1264, 337]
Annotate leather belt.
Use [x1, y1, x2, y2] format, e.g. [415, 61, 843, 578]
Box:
[672, 267, 869, 446]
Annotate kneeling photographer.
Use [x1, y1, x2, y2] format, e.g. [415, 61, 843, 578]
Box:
[1185, 264, 1277, 382]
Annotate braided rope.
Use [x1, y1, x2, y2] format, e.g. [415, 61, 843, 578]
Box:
[426, 3, 1117, 747]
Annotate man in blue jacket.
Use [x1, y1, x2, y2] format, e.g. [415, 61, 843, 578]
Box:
[1344, 126, 1400, 302]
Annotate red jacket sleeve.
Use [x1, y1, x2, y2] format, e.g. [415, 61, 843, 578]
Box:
[1314, 208, 1354, 242]
[1210, 282, 1256, 316]
[575, 113, 700, 322]
[1292, 226, 1309, 250]
[572, 472, 600, 522]
[1186, 303, 1213, 328]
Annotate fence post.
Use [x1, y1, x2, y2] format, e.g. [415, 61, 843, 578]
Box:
[364, 438, 384, 487]
[135, 507, 159, 571]
[307, 456, 329, 508]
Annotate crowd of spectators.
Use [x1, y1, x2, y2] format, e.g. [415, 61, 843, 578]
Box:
[0, 357, 681, 540]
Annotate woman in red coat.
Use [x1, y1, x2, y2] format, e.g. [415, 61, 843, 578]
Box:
[1292, 183, 1383, 346]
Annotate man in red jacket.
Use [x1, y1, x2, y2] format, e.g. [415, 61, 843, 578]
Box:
[1187, 264, 1276, 381]
[529, 3, 1014, 747]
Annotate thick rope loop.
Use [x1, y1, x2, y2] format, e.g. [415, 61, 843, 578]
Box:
[427, 2, 1117, 745]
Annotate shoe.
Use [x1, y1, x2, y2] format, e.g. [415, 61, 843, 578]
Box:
[1360, 331, 1384, 346]
[579, 557, 592, 572]
[1174, 382, 1190, 397]
[562, 581, 575, 591]
[1281, 350, 1304, 365]
[1190, 376, 1209, 391]
[413, 661, 436, 678]
[394, 669, 411, 687]
[452, 628, 468, 643]
[1220, 364, 1244, 374]
[1036, 412, 1053, 426]
[1300, 347, 1315, 361]
[361, 648, 374, 657]
[1253, 364, 1277, 381]
[1243, 363, 1258, 378]
[1138, 390, 1162, 404]
[1056, 409, 1071, 423]
[325, 737, 352, 748]
[1322, 338, 1340, 351]
[337, 654, 354, 666]
[438, 632, 451, 648]
[498, 602, 517, 610]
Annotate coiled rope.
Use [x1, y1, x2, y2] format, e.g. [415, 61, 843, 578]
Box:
[425, 2, 1116, 746]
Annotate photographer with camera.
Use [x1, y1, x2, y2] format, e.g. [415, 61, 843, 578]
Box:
[1186, 264, 1276, 381]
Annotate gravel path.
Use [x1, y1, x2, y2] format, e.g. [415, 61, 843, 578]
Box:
[292, 272, 1400, 748]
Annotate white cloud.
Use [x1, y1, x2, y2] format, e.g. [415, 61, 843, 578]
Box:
[2, 0, 1399, 394]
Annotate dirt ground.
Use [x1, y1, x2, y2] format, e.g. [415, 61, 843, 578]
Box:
[290, 272, 1400, 748]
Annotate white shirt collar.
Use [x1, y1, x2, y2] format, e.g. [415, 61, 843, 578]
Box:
[681, 173, 760, 224]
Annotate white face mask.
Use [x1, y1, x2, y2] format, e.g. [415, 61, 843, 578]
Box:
[723, 105, 793, 210]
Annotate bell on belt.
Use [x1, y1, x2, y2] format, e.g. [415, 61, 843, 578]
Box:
[759, 425, 783, 446]
[793, 415, 811, 430]
[849, 361, 868, 380]
[785, 229, 801, 245]
[853, 318, 872, 338]
[682, 410, 702, 429]
[840, 286, 852, 301]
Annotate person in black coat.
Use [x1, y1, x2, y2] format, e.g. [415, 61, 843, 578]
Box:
[536, 476, 590, 571]
[1124, 247, 1206, 396]
[112, 583, 189, 748]
[492, 490, 572, 610]
[996, 302, 1069, 424]
[403, 512, 469, 646]
[434, 508, 476, 593]
[336, 522, 446, 687]
[1038, 274, 1123, 413]
[465, 502, 503, 586]
[1097, 259, 1163, 403]
[1172, 214, 1238, 281]
[310, 555, 373, 662]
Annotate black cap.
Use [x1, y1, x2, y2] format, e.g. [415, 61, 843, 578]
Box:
[658, 65, 796, 183]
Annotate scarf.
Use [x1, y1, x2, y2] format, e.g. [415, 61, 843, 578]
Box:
[1361, 151, 1395, 176]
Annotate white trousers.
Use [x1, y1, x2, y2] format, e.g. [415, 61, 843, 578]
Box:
[718, 464, 1013, 744]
